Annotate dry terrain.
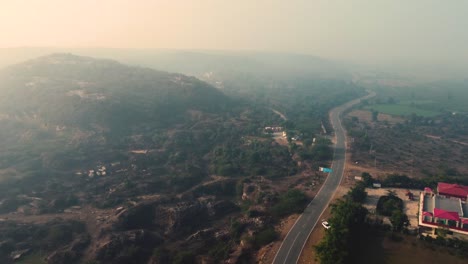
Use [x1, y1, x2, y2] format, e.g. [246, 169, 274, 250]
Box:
[363, 187, 420, 229]
[291, 108, 468, 264]
[256, 214, 299, 264]
[345, 108, 468, 177]
[256, 170, 331, 263]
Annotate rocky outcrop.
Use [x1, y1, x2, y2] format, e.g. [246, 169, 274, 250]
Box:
[114, 200, 227, 237]
[114, 201, 158, 230]
[46, 235, 90, 264]
[209, 200, 239, 217]
[162, 202, 210, 236]
[94, 230, 162, 264]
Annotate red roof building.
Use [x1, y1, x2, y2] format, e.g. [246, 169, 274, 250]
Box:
[420, 185, 468, 235]
[433, 208, 460, 221]
[437, 182, 468, 200]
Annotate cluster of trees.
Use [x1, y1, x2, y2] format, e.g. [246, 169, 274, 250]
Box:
[210, 139, 297, 178]
[270, 189, 308, 217]
[315, 184, 368, 264]
[315, 174, 413, 264]
[382, 174, 468, 190]
[295, 137, 333, 162]
[376, 191, 408, 231]
[250, 228, 278, 249]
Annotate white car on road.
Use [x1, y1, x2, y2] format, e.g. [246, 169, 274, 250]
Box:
[321, 221, 331, 229]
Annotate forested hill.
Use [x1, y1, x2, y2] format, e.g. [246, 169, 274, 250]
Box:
[0, 53, 230, 130]
[0, 54, 235, 179]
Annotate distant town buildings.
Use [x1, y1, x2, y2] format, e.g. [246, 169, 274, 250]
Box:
[264, 126, 283, 133]
[80, 164, 111, 178]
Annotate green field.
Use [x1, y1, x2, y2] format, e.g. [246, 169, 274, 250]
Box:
[399, 100, 435, 105]
[365, 104, 440, 117]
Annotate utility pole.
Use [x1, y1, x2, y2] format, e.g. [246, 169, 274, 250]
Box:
[411, 152, 414, 177]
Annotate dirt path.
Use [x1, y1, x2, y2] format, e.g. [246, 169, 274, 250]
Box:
[425, 134, 468, 146]
[256, 214, 300, 264]
[271, 109, 288, 121]
[176, 175, 230, 199]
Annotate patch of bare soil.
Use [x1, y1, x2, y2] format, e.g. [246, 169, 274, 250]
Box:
[256, 214, 299, 264]
[363, 188, 420, 229]
[0, 204, 134, 261]
[257, 169, 329, 262]
[381, 235, 467, 264]
[272, 132, 288, 146]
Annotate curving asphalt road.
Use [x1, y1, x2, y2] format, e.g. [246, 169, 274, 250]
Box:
[272, 92, 375, 264]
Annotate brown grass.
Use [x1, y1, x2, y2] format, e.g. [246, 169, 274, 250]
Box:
[355, 231, 467, 264]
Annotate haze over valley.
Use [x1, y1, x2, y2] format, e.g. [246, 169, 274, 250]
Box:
[0, 1, 467, 264]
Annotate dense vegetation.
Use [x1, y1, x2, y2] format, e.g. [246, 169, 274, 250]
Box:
[315, 176, 410, 264]
[210, 139, 296, 178]
[315, 184, 368, 264]
[270, 189, 308, 217]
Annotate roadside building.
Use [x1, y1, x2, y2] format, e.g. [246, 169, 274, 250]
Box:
[437, 182, 468, 201]
[264, 126, 283, 133]
[419, 182, 468, 235]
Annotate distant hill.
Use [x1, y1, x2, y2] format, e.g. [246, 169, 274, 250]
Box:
[0, 54, 231, 175]
[0, 53, 229, 129]
[0, 48, 350, 79]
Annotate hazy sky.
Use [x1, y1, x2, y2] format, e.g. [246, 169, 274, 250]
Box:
[1, 0, 467, 64]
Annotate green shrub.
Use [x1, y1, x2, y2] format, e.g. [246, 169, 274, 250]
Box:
[376, 194, 403, 216]
[271, 189, 307, 217]
[252, 228, 278, 248]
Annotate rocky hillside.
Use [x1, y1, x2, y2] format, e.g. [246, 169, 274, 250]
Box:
[0, 53, 359, 264]
[0, 54, 233, 177]
[0, 53, 228, 130]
